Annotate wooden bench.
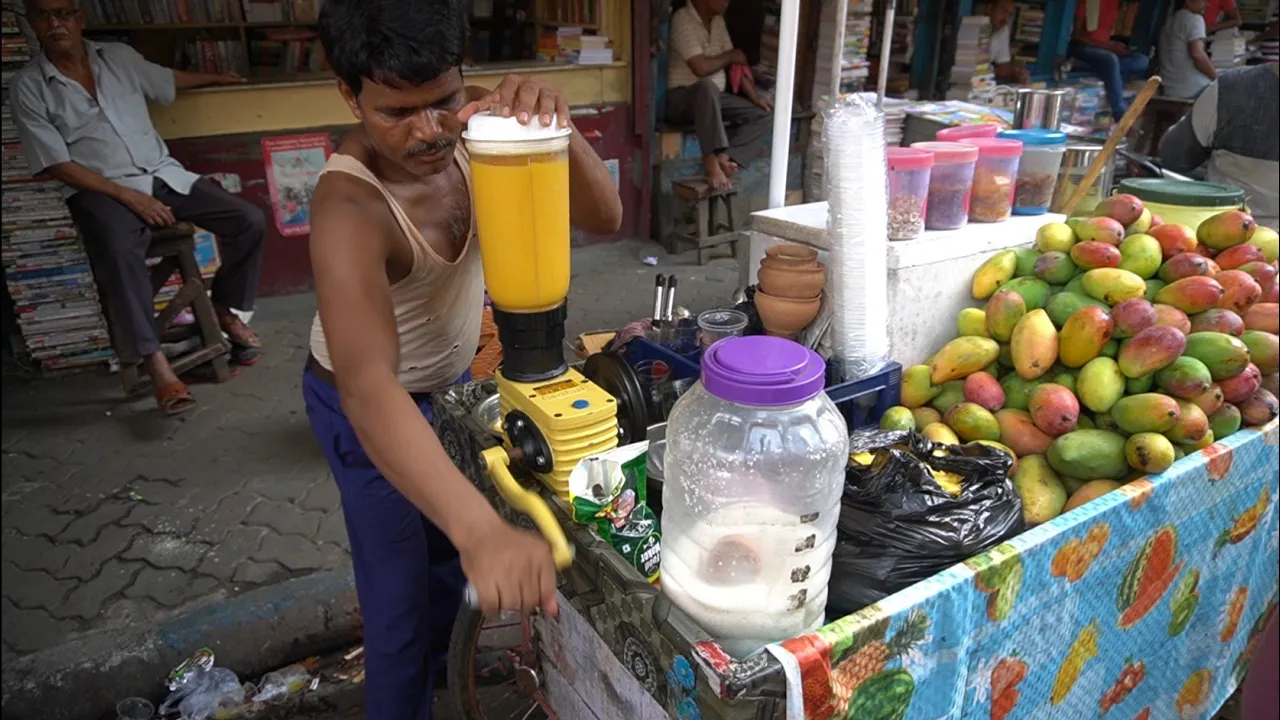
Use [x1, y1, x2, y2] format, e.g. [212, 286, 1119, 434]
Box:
[667, 177, 741, 265]
[96, 222, 232, 396]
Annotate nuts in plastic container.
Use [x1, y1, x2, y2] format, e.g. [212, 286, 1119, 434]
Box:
[962, 138, 1022, 223]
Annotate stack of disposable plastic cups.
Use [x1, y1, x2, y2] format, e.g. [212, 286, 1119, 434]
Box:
[824, 95, 890, 381]
[935, 123, 1001, 143]
[961, 137, 1023, 223]
[998, 129, 1068, 215]
[909, 141, 980, 231]
[886, 147, 934, 241]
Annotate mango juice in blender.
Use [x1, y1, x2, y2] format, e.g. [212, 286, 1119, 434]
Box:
[463, 113, 573, 313]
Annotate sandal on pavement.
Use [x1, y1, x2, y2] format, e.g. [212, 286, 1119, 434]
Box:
[155, 381, 197, 416]
[219, 316, 262, 350]
[231, 345, 263, 366]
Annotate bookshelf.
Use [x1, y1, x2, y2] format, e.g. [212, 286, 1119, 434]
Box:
[76, 0, 612, 79]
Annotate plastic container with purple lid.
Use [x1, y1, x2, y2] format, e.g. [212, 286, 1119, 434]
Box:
[961, 137, 1023, 223]
[660, 336, 849, 658]
[910, 141, 980, 231]
[887, 147, 934, 240]
[935, 123, 1001, 143]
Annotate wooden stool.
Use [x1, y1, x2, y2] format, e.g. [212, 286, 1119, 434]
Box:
[668, 177, 740, 266]
[96, 223, 232, 396]
[1136, 96, 1195, 156]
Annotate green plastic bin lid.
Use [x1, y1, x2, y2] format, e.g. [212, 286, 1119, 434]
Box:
[1118, 178, 1244, 208]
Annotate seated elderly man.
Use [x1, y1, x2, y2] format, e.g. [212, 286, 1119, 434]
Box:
[666, 0, 773, 190]
[13, 0, 267, 415]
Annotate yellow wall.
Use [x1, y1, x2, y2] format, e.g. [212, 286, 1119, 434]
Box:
[150, 0, 633, 140]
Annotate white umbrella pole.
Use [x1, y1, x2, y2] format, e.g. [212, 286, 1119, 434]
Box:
[876, 4, 896, 109]
[768, 0, 803, 209]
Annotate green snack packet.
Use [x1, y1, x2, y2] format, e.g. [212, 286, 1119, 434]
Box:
[569, 443, 662, 583]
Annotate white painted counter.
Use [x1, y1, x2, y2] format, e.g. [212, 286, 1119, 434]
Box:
[748, 203, 1067, 366]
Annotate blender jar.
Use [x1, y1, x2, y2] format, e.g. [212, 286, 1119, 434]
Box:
[961, 137, 1023, 223]
[462, 113, 573, 313]
[910, 141, 979, 231]
[998, 129, 1067, 215]
[935, 122, 1001, 143]
[886, 147, 934, 240]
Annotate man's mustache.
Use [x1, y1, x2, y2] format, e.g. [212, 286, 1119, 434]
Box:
[406, 138, 456, 159]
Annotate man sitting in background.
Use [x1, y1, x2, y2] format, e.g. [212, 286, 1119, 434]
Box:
[666, 0, 773, 190]
[1160, 64, 1279, 230]
[13, 0, 266, 415]
[989, 0, 1031, 85]
[1069, 0, 1150, 117]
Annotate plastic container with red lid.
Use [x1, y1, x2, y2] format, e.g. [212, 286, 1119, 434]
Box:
[886, 147, 934, 240]
[910, 141, 980, 231]
[961, 137, 1023, 223]
[935, 123, 1001, 143]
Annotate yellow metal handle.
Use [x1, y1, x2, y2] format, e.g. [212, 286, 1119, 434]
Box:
[481, 446, 574, 569]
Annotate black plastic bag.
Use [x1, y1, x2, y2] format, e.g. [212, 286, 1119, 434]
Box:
[827, 429, 1025, 617]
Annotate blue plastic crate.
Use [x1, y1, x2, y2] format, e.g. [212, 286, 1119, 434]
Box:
[625, 336, 702, 382]
[628, 337, 900, 432]
[824, 361, 903, 432]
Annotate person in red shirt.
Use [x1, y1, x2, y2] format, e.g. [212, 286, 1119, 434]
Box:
[1069, 0, 1150, 117]
[1202, 0, 1241, 33]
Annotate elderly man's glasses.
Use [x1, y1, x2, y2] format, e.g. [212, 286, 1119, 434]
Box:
[32, 8, 80, 23]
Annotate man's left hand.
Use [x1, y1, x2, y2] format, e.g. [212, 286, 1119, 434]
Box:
[459, 75, 570, 130]
[217, 73, 247, 85]
[753, 96, 774, 112]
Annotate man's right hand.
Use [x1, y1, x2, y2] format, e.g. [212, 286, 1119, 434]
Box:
[727, 49, 749, 66]
[458, 517, 559, 616]
[1109, 41, 1131, 55]
[118, 188, 176, 227]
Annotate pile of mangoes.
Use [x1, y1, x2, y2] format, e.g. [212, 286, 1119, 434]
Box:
[880, 196, 1280, 526]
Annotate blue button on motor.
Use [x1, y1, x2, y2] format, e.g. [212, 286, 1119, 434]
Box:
[572, 399, 590, 409]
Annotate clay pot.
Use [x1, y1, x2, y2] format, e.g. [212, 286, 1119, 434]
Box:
[754, 290, 821, 339]
[763, 244, 819, 269]
[758, 261, 826, 300]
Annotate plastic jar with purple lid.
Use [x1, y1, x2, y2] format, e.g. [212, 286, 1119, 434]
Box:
[887, 147, 934, 240]
[997, 129, 1067, 215]
[961, 137, 1023, 223]
[910, 141, 980, 231]
[660, 336, 849, 658]
[935, 122, 1001, 143]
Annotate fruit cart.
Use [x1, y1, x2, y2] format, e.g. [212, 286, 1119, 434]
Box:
[432, 377, 1279, 720]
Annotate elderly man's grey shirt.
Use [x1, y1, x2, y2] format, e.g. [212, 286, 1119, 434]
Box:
[10, 39, 199, 199]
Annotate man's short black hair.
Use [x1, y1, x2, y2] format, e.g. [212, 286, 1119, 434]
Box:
[319, 0, 467, 97]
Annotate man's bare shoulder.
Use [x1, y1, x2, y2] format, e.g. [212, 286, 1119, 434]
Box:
[310, 168, 397, 262]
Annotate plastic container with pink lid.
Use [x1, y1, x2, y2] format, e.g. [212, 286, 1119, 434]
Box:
[886, 147, 934, 240]
[935, 123, 1001, 143]
[961, 137, 1023, 223]
[910, 141, 980, 231]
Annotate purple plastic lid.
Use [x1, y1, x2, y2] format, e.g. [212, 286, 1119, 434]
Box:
[701, 336, 826, 406]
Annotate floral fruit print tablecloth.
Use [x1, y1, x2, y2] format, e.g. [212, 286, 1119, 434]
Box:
[769, 421, 1279, 720]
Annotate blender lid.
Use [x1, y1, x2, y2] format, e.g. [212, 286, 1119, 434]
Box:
[462, 111, 573, 142]
[701, 336, 825, 406]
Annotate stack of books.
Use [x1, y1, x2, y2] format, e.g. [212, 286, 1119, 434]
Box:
[179, 38, 249, 75]
[1067, 79, 1106, 124]
[841, 1, 874, 94]
[536, 27, 612, 64]
[2, 12, 113, 372]
[948, 16, 994, 100]
[1209, 29, 1247, 69]
[81, 0, 251, 25]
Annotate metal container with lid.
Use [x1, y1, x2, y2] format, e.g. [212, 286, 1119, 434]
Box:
[1011, 88, 1071, 130]
[1051, 142, 1128, 216]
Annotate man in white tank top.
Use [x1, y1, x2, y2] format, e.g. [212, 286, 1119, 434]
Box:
[305, 2, 623, 718]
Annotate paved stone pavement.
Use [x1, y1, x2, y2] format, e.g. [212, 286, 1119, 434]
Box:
[1, 238, 740, 715]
